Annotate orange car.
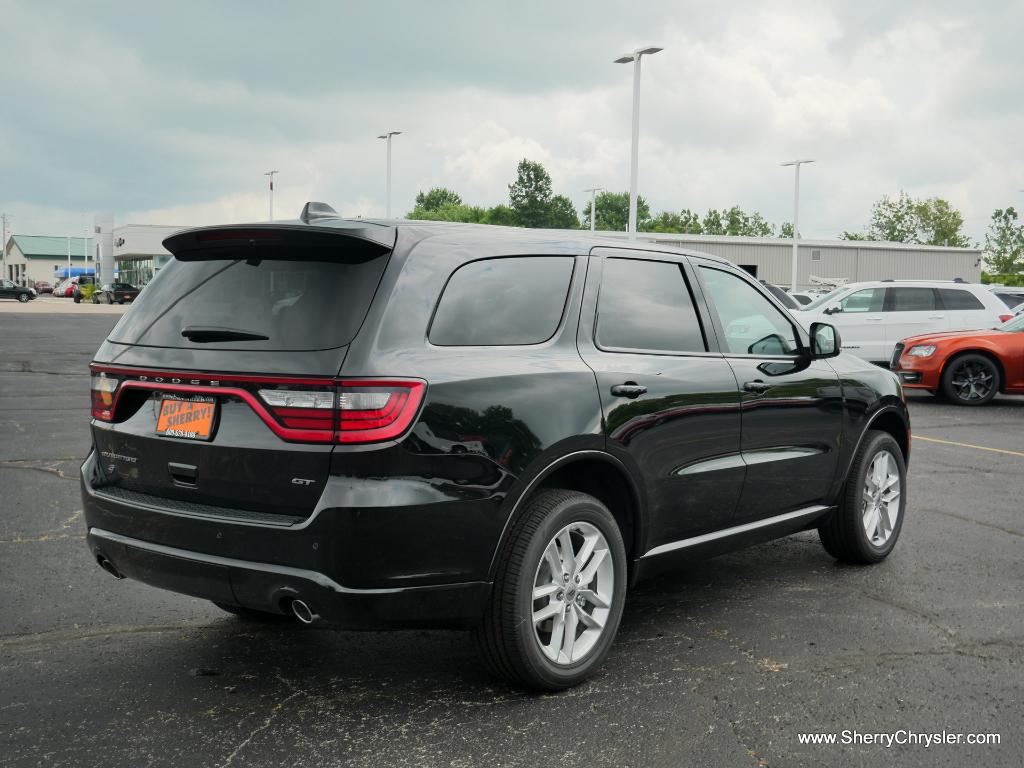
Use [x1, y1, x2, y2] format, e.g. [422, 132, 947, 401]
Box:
[891, 313, 1024, 405]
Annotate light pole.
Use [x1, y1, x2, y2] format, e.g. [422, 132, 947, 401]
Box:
[781, 159, 815, 291]
[377, 131, 402, 218]
[615, 46, 662, 239]
[1, 213, 9, 281]
[264, 171, 278, 221]
[584, 188, 604, 233]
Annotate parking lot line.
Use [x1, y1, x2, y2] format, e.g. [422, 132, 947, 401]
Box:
[913, 434, 1024, 458]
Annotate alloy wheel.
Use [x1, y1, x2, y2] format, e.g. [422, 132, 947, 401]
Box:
[531, 521, 614, 665]
[949, 361, 994, 402]
[862, 449, 901, 546]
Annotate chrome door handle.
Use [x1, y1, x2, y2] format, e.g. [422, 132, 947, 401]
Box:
[742, 380, 771, 393]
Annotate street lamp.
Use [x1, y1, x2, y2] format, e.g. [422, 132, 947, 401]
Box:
[584, 187, 604, 233]
[780, 159, 815, 291]
[614, 46, 662, 239]
[377, 131, 402, 218]
[264, 171, 279, 221]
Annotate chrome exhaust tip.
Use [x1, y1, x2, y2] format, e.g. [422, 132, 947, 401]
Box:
[290, 599, 319, 624]
[97, 556, 124, 579]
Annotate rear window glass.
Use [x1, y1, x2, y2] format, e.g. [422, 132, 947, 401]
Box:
[597, 259, 707, 354]
[429, 257, 575, 346]
[890, 287, 937, 311]
[108, 251, 389, 351]
[938, 289, 984, 310]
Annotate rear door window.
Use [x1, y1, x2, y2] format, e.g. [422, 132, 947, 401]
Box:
[429, 256, 575, 346]
[889, 287, 938, 311]
[596, 258, 706, 354]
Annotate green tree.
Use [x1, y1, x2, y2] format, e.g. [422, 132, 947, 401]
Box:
[745, 211, 774, 237]
[547, 194, 580, 229]
[481, 204, 517, 226]
[983, 207, 1024, 274]
[847, 191, 971, 246]
[583, 191, 651, 231]
[408, 203, 486, 223]
[678, 209, 703, 234]
[702, 209, 725, 235]
[780, 222, 795, 238]
[839, 229, 869, 241]
[508, 159, 554, 227]
[646, 211, 683, 233]
[413, 187, 462, 212]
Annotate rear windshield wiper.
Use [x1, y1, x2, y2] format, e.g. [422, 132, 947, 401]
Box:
[181, 326, 270, 343]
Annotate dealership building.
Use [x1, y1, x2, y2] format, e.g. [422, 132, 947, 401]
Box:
[615, 232, 983, 289]
[4, 223, 983, 291]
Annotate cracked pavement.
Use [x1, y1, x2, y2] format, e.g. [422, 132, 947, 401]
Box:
[1, 313, 1021, 767]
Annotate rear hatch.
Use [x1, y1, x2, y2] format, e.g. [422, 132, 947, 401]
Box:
[89, 223, 396, 520]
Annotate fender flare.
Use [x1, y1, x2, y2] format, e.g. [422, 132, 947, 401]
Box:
[485, 449, 645, 580]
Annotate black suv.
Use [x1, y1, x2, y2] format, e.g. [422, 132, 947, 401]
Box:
[82, 204, 910, 690]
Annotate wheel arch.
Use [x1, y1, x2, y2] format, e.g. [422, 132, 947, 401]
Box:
[487, 450, 645, 581]
[939, 348, 1006, 394]
[835, 405, 911, 502]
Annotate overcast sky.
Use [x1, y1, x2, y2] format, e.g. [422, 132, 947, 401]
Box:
[2, 1, 1021, 241]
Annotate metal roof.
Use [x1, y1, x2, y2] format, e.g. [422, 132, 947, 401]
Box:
[8, 234, 94, 258]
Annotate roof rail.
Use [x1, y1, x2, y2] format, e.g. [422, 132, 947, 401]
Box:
[300, 201, 339, 224]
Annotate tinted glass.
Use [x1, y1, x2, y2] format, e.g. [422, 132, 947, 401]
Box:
[938, 289, 984, 310]
[109, 251, 389, 351]
[890, 287, 937, 311]
[596, 258, 705, 354]
[840, 288, 885, 312]
[995, 293, 1024, 308]
[429, 256, 574, 346]
[700, 267, 799, 355]
[760, 281, 800, 309]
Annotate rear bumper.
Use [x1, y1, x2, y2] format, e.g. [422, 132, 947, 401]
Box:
[81, 452, 491, 629]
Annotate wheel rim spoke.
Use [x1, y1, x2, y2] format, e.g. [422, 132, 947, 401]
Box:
[861, 449, 901, 546]
[532, 520, 615, 666]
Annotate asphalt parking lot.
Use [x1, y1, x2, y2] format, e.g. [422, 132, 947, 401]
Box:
[1, 310, 1021, 768]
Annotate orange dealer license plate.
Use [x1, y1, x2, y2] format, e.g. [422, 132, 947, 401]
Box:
[155, 396, 217, 441]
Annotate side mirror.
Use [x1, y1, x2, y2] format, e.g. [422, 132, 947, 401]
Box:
[810, 322, 841, 359]
[823, 303, 842, 315]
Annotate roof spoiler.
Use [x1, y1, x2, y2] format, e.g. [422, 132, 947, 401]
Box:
[300, 201, 338, 224]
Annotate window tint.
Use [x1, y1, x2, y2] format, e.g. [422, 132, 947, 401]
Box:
[700, 267, 799, 356]
[937, 289, 984, 310]
[890, 287, 937, 311]
[109, 251, 390, 351]
[840, 288, 885, 313]
[596, 258, 706, 354]
[996, 293, 1024, 308]
[429, 256, 574, 346]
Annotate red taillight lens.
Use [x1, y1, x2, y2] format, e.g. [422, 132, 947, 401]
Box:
[999, 314, 1013, 323]
[258, 380, 424, 444]
[90, 372, 121, 421]
[337, 380, 425, 444]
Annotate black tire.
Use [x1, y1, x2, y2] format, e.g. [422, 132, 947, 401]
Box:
[17, 293, 29, 303]
[73, 293, 81, 304]
[213, 601, 295, 623]
[819, 430, 906, 564]
[472, 489, 627, 691]
[941, 353, 1000, 406]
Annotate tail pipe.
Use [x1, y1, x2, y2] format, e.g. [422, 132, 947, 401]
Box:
[290, 598, 320, 625]
[97, 556, 124, 579]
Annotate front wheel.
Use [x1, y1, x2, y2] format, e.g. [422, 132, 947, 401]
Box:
[941, 353, 999, 405]
[819, 430, 906, 564]
[473, 489, 627, 691]
[17, 293, 29, 303]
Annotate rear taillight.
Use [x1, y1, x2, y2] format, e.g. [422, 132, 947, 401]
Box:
[999, 314, 1013, 323]
[258, 380, 425, 444]
[89, 365, 425, 445]
[90, 372, 121, 421]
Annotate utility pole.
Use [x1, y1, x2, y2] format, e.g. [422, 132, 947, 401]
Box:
[377, 131, 402, 218]
[614, 46, 662, 239]
[584, 188, 604, 233]
[264, 171, 279, 221]
[781, 159, 815, 292]
[1, 213, 9, 281]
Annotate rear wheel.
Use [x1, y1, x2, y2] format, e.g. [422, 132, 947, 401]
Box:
[473, 489, 626, 691]
[17, 292, 29, 303]
[819, 430, 906, 564]
[941, 353, 999, 405]
[213, 601, 295, 623]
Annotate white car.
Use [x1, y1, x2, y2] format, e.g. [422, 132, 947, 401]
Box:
[794, 280, 1013, 363]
